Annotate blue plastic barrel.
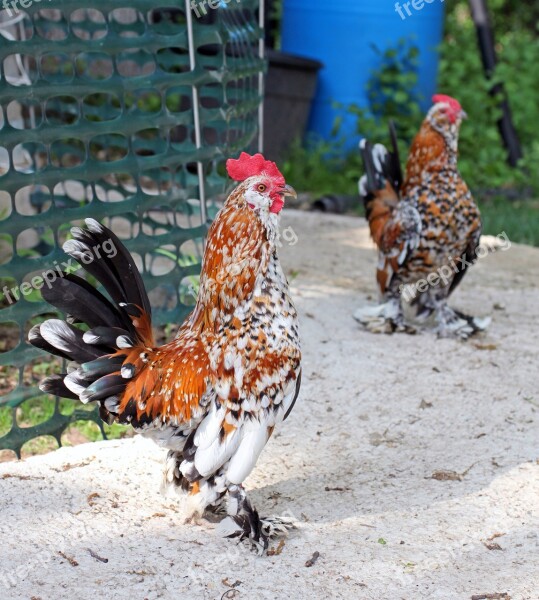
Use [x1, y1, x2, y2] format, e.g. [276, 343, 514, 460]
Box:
[281, 0, 445, 150]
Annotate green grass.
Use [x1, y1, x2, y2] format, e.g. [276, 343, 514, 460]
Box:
[478, 198, 539, 247]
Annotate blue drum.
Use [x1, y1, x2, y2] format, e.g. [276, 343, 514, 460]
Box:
[281, 0, 446, 150]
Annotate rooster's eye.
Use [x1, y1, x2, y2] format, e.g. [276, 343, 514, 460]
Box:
[257, 184, 267, 193]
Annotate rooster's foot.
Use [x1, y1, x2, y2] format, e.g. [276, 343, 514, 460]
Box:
[435, 307, 491, 339]
[217, 485, 295, 555]
[260, 515, 296, 538]
[203, 500, 228, 522]
[218, 514, 294, 555]
[353, 300, 416, 334]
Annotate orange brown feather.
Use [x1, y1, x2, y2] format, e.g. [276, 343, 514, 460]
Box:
[115, 200, 270, 427]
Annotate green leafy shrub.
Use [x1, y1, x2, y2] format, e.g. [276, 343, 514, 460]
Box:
[438, 2, 539, 193]
[281, 136, 359, 197]
[348, 39, 424, 160]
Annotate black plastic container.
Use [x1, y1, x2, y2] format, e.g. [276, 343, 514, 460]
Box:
[312, 195, 358, 214]
[263, 49, 323, 162]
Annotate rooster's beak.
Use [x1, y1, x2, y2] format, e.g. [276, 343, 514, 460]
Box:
[460, 110, 468, 120]
[281, 184, 297, 199]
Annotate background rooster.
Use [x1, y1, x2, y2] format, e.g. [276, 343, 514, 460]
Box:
[29, 153, 301, 553]
[355, 94, 490, 338]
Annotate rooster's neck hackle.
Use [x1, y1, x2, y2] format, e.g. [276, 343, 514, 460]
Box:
[225, 181, 281, 243]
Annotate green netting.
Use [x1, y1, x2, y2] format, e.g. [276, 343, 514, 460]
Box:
[0, 2, 264, 456]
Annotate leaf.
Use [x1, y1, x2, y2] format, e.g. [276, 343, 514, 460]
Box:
[430, 470, 462, 481]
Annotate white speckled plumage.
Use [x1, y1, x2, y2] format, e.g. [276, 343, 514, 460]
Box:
[30, 153, 301, 553]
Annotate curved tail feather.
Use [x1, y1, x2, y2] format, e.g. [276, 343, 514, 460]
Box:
[359, 122, 405, 248]
[359, 122, 402, 200]
[29, 218, 155, 424]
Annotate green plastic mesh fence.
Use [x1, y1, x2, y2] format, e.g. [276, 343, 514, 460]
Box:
[0, 1, 264, 457]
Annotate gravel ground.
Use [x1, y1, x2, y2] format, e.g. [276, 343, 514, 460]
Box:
[0, 210, 538, 600]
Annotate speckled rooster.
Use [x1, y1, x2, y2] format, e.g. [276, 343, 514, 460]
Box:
[355, 94, 490, 338]
[29, 153, 301, 553]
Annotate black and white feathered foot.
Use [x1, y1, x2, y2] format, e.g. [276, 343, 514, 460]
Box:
[435, 306, 491, 339]
[259, 515, 296, 538]
[217, 485, 295, 555]
[218, 515, 295, 555]
[353, 299, 416, 334]
[203, 499, 228, 523]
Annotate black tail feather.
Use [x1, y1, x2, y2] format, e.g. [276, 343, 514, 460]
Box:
[41, 274, 125, 330]
[80, 374, 127, 404]
[28, 324, 72, 362]
[38, 319, 106, 364]
[359, 122, 403, 213]
[79, 355, 125, 379]
[63, 236, 128, 308]
[388, 120, 403, 193]
[39, 375, 79, 400]
[29, 218, 152, 420]
[82, 218, 152, 318]
[359, 140, 378, 199]
[82, 326, 134, 348]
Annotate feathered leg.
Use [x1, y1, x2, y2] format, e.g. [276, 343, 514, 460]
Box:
[354, 296, 404, 333]
[164, 448, 290, 542]
[217, 484, 295, 555]
[162, 450, 191, 495]
[162, 451, 227, 521]
[409, 288, 490, 339]
[354, 278, 416, 334]
[434, 304, 491, 339]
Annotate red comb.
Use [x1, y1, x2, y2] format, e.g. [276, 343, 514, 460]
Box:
[226, 152, 285, 185]
[432, 94, 462, 112]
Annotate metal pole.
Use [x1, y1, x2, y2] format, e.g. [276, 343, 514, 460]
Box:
[469, 0, 522, 167]
[258, 0, 265, 153]
[185, 0, 208, 225]
[264, 0, 277, 49]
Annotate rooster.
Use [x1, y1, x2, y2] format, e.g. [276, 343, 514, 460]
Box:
[29, 153, 301, 553]
[354, 94, 490, 338]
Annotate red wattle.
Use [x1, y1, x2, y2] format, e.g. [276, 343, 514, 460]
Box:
[270, 198, 284, 214]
